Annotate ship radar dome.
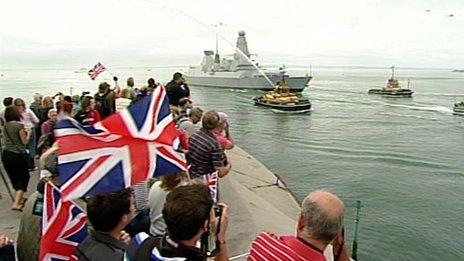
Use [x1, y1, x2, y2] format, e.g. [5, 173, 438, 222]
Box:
[238, 30, 246, 36]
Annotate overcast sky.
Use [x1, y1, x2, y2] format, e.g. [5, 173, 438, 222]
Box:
[1, 0, 463, 69]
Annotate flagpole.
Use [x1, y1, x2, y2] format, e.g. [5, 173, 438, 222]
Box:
[96, 61, 115, 77]
[105, 68, 115, 77]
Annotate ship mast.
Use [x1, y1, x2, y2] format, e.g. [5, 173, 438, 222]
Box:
[391, 65, 395, 79]
[214, 22, 223, 64]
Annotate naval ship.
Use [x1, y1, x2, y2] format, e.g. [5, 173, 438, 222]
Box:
[185, 31, 311, 91]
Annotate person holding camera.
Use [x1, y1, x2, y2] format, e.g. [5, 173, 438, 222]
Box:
[166, 72, 190, 107]
[127, 184, 230, 261]
[213, 112, 235, 151]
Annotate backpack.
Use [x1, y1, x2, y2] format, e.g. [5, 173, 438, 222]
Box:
[94, 92, 111, 118]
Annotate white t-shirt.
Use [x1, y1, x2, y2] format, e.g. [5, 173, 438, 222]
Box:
[148, 181, 169, 236]
[115, 98, 132, 111]
[20, 108, 39, 128]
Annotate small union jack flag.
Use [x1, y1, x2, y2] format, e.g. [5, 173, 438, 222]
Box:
[87, 62, 106, 80]
[39, 182, 88, 261]
[55, 86, 187, 201]
[200, 171, 219, 203]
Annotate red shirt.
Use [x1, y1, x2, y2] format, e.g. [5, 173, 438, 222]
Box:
[85, 109, 101, 125]
[249, 232, 326, 261]
[213, 130, 233, 150]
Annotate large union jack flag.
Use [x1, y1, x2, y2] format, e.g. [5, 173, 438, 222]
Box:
[55, 86, 187, 201]
[39, 182, 88, 261]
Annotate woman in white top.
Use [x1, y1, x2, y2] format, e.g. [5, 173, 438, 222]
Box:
[115, 88, 133, 111]
[148, 172, 188, 236]
[14, 98, 39, 169]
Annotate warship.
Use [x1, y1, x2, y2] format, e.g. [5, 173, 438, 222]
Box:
[368, 66, 413, 97]
[185, 31, 311, 91]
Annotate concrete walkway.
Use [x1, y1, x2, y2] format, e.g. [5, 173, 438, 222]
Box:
[0, 164, 39, 240]
[222, 146, 301, 259]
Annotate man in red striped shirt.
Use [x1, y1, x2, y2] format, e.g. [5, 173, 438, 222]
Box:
[249, 190, 350, 261]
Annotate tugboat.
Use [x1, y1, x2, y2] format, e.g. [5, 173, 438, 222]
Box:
[253, 81, 312, 112]
[453, 101, 464, 114]
[368, 66, 413, 97]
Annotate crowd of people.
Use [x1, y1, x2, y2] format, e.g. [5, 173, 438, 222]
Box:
[0, 72, 350, 261]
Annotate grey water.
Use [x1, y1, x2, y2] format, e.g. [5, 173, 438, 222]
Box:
[1, 66, 463, 260]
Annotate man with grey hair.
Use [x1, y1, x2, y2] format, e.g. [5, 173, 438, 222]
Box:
[249, 190, 350, 260]
[178, 107, 203, 136]
[188, 110, 231, 202]
[30, 92, 44, 120]
[188, 110, 231, 179]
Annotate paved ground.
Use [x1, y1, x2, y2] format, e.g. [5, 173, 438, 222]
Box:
[222, 147, 301, 259]
[0, 163, 39, 240]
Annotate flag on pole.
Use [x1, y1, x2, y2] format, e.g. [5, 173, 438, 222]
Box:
[54, 86, 187, 201]
[87, 62, 106, 80]
[39, 182, 88, 261]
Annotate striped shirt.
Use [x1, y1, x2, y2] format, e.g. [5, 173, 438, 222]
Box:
[249, 232, 326, 261]
[188, 128, 226, 178]
[134, 181, 149, 211]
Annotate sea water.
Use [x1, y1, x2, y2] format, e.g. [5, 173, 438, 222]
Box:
[1, 66, 463, 260]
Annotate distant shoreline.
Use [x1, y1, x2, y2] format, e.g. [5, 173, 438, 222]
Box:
[0, 64, 456, 71]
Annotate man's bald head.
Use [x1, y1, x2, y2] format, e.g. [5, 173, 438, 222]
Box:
[300, 190, 345, 243]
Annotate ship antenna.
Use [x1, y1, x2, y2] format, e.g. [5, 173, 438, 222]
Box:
[214, 22, 222, 64]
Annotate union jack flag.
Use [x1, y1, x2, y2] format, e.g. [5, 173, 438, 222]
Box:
[200, 171, 218, 203]
[87, 62, 106, 80]
[39, 182, 88, 261]
[55, 86, 187, 201]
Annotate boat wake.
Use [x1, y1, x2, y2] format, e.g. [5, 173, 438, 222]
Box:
[417, 92, 464, 97]
[384, 103, 454, 114]
[378, 112, 440, 121]
[271, 109, 312, 114]
[308, 86, 364, 95]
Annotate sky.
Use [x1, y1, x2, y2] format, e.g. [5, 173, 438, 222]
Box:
[1, 0, 463, 69]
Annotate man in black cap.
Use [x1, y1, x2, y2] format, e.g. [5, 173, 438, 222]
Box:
[94, 82, 116, 119]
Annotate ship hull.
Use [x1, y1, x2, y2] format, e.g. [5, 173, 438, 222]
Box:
[253, 97, 312, 112]
[453, 107, 464, 114]
[185, 74, 311, 92]
[368, 89, 413, 97]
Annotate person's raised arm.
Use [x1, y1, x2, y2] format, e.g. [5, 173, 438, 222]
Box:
[215, 203, 229, 261]
[224, 126, 235, 150]
[19, 128, 31, 145]
[216, 163, 231, 178]
[332, 228, 350, 261]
